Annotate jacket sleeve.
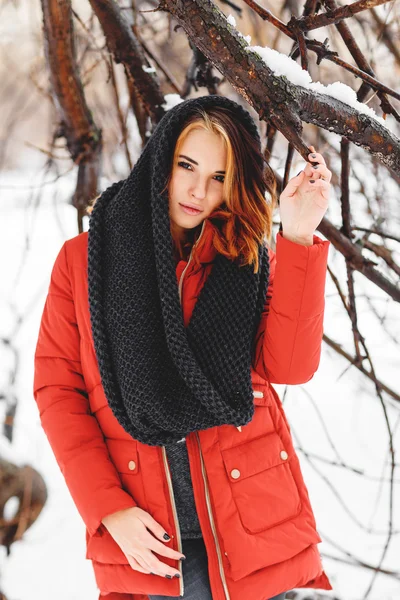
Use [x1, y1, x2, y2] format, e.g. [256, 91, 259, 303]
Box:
[33, 242, 137, 537]
[252, 230, 330, 384]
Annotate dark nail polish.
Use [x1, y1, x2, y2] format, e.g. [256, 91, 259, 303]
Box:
[296, 170, 303, 176]
[312, 164, 319, 169]
[150, 572, 156, 575]
[174, 573, 181, 578]
[163, 533, 170, 540]
[309, 179, 315, 183]
[311, 153, 317, 158]
[179, 556, 186, 561]
[165, 574, 172, 579]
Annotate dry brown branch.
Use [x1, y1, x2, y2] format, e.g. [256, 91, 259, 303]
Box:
[108, 56, 133, 170]
[41, 0, 102, 228]
[318, 217, 400, 301]
[291, 423, 398, 534]
[322, 0, 400, 122]
[242, 0, 400, 104]
[291, 0, 392, 32]
[0, 458, 47, 552]
[322, 333, 400, 402]
[370, 6, 400, 66]
[88, 0, 166, 123]
[159, 0, 400, 172]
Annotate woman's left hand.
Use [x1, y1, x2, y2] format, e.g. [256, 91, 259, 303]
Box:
[279, 145, 332, 243]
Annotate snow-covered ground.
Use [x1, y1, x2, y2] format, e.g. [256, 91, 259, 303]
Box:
[0, 152, 399, 600]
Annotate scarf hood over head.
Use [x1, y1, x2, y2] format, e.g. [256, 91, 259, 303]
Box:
[88, 95, 270, 446]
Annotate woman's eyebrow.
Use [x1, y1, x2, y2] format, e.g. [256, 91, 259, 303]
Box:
[178, 154, 225, 174]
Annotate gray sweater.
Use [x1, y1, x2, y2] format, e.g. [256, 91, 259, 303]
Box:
[164, 437, 203, 539]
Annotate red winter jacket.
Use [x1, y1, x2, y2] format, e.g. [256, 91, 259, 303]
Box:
[33, 218, 333, 599]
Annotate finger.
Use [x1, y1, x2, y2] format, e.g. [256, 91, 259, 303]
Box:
[309, 178, 330, 188]
[140, 548, 182, 578]
[127, 554, 152, 574]
[304, 163, 322, 179]
[315, 165, 332, 182]
[145, 532, 186, 561]
[132, 549, 156, 573]
[308, 179, 331, 198]
[136, 510, 177, 550]
[308, 164, 331, 181]
[136, 513, 178, 555]
[283, 170, 305, 197]
[308, 151, 326, 167]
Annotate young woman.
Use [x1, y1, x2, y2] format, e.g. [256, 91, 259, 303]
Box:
[33, 95, 333, 600]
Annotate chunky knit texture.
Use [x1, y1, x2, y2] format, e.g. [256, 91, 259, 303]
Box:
[87, 95, 270, 446]
[164, 438, 203, 539]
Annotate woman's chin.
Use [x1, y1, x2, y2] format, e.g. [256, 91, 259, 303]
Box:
[171, 212, 205, 231]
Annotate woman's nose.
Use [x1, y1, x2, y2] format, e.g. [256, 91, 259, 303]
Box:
[191, 178, 207, 199]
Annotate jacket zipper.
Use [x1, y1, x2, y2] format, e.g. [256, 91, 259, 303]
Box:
[161, 446, 184, 596]
[178, 220, 206, 303]
[195, 431, 231, 600]
[176, 218, 230, 599]
[158, 220, 208, 597]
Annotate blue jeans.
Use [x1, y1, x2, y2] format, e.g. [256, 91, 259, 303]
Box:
[148, 537, 288, 600]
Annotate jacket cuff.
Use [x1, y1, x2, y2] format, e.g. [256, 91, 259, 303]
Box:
[85, 487, 137, 537]
[273, 231, 330, 320]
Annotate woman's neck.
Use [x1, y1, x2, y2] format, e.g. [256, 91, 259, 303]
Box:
[170, 220, 203, 263]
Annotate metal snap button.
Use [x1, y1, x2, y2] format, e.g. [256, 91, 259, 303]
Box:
[231, 468, 241, 479]
[128, 460, 136, 470]
[280, 450, 288, 460]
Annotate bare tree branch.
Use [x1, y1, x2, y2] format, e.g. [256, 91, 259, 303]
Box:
[41, 0, 102, 226]
[89, 0, 166, 123]
[159, 0, 400, 173]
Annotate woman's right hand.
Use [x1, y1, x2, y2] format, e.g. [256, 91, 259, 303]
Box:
[101, 506, 185, 578]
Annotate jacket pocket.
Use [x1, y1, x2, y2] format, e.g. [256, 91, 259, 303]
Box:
[221, 431, 302, 533]
[106, 438, 140, 475]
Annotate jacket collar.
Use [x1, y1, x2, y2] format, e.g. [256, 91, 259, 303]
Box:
[195, 218, 218, 264]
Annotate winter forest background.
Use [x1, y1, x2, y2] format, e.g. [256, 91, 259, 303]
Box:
[0, 1, 399, 599]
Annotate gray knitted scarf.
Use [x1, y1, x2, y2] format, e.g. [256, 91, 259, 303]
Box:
[88, 95, 270, 446]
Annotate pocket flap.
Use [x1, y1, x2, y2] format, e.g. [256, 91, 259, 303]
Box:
[221, 431, 289, 482]
[106, 438, 140, 475]
[252, 386, 273, 406]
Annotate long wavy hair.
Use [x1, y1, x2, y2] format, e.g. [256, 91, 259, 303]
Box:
[163, 105, 277, 273]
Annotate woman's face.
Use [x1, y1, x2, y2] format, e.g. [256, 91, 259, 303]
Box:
[168, 128, 227, 235]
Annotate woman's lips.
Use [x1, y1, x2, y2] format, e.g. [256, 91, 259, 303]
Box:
[179, 203, 203, 215]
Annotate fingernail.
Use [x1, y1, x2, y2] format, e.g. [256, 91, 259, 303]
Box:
[165, 574, 172, 579]
[174, 573, 181, 578]
[297, 170, 303, 176]
[311, 153, 317, 158]
[309, 179, 315, 183]
[312, 164, 319, 169]
[179, 556, 186, 561]
[150, 572, 156, 575]
[163, 533, 171, 540]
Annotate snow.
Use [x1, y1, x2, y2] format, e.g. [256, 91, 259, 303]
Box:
[227, 14, 252, 44]
[0, 165, 98, 599]
[1, 144, 400, 600]
[161, 93, 185, 111]
[225, 14, 393, 131]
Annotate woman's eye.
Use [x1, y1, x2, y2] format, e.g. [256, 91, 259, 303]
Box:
[177, 161, 224, 183]
[178, 161, 192, 171]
